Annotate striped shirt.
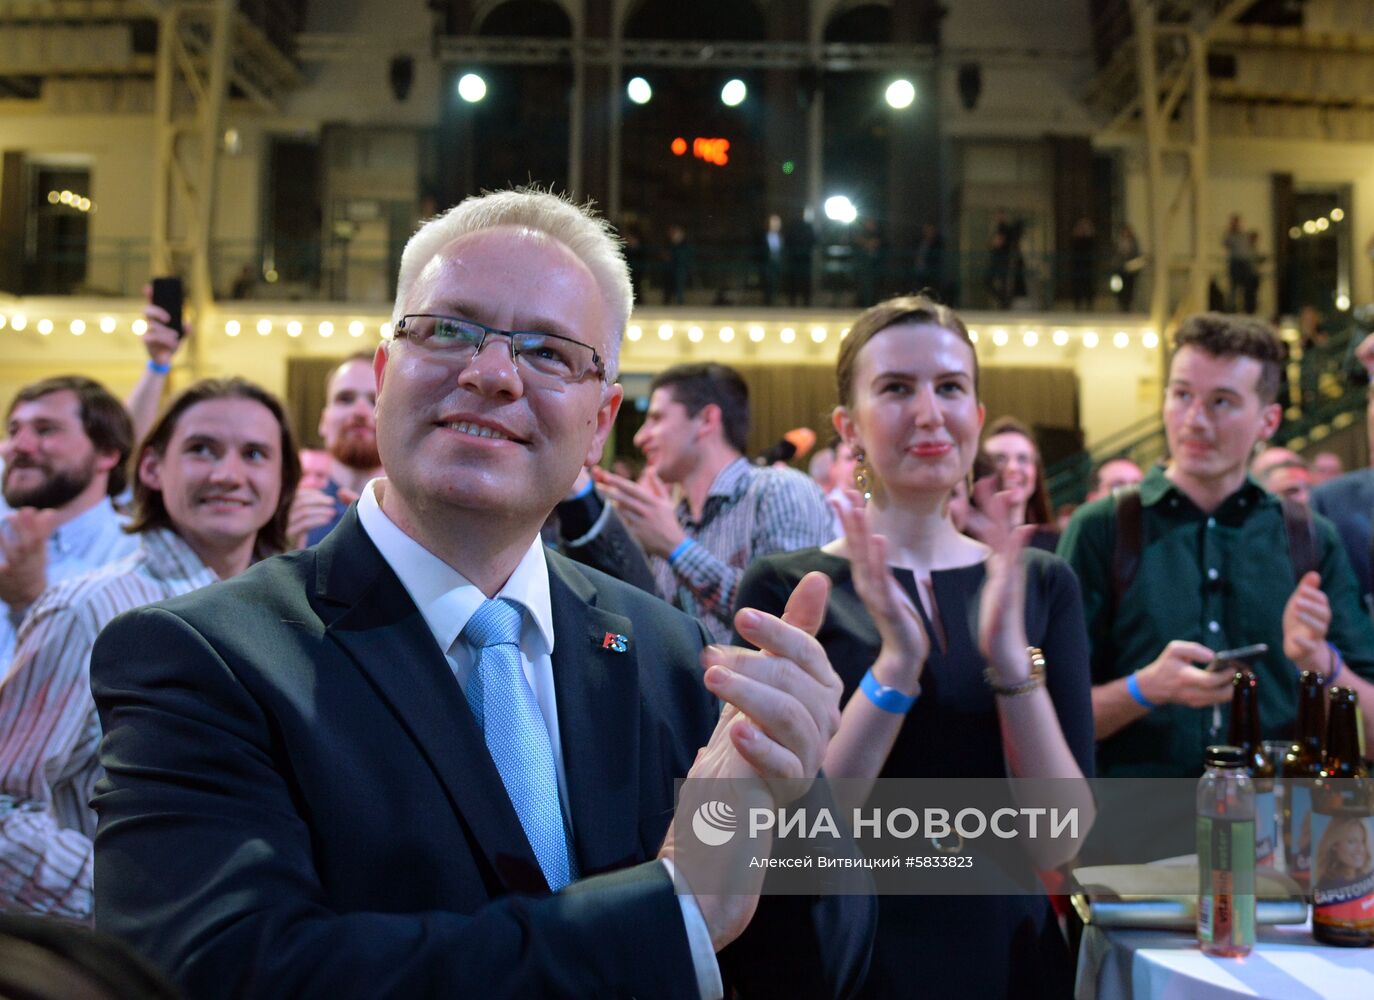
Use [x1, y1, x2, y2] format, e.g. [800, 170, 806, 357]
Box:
[0, 528, 217, 919]
[651, 457, 834, 644]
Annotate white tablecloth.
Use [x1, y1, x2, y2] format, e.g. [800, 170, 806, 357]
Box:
[1075, 920, 1374, 1000]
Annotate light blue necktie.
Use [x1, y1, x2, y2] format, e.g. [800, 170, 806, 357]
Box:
[462, 597, 575, 891]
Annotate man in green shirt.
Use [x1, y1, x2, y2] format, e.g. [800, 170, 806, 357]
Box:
[1059, 313, 1374, 779]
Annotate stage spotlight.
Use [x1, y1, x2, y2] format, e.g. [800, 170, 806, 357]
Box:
[457, 73, 487, 103]
[824, 195, 857, 224]
[885, 79, 915, 109]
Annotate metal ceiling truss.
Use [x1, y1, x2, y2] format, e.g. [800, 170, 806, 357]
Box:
[150, 0, 235, 375]
[1095, 4, 1374, 136]
[298, 33, 938, 72]
[450, 37, 939, 71]
[0, 0, 155, 21]
[1109, 1, 1257, 338]
[0, 0, 297, 109]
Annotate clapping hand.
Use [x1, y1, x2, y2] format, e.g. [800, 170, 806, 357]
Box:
[285, 487, 355, 550]
[1283, 570, 1334, 677]
[660, 571, 840, 949]
[0, 508, 59, 608]
[833, 489, 928, 692]
[701, 571, 840, 793]
[590, 466, 685, 557]
[972, 479, 1035, 682]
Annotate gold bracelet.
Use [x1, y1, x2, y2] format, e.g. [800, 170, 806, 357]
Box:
[984, 646, 1047, 698]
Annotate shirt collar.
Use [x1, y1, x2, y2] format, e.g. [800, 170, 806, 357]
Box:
[139, 527, 221, 587]
[48, 497, 125, 557]
[355, 480, 555, 656]
[1140, 463, 1271, 511]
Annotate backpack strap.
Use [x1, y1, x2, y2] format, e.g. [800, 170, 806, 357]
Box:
[1281, 495, 1319, 581]
[1111, 486, 1143, 613]
[1112, 484, 1317, 608]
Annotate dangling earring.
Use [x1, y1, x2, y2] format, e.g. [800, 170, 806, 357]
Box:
[854, 450, 873, 503]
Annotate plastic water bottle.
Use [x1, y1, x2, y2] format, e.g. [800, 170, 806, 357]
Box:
[1198, 744, 1256, 957]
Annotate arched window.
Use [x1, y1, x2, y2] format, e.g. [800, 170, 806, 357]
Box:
[623, 0, 764, 42]
[823, 2, 891, 44]
[462, 0, 574, 195]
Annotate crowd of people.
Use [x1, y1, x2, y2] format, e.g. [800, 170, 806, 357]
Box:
[1, 187, 1373, 999]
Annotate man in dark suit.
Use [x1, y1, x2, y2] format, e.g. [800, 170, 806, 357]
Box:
[90, 189, 872, 999]
[1311, 359, 1374, 611]
[1311, 462, 1374, 609]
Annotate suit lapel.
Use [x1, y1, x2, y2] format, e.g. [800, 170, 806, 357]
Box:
[546, 551, 644, 876]
[313, 510, 548, 895]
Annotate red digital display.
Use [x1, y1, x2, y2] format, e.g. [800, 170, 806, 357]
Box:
[669, 136, 730, 166]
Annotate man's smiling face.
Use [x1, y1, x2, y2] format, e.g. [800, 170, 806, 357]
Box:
[374, 225, 622, 525]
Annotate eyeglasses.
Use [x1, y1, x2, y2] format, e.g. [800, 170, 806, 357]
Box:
[393, 313, 606, 385]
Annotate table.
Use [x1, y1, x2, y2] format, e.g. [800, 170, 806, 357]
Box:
[1075, 919, 1374, 1000]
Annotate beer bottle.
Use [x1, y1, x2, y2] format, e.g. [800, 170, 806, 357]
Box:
[1229, 670, 1277, 867]
[1198, 745, 1256, 957]
[1281, 670, 1326, 886]
[1312, 687, 1374, 947]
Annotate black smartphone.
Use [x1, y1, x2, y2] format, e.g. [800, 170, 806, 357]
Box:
[150, 276, 184, 338]
[1208, 642, 1269, 671]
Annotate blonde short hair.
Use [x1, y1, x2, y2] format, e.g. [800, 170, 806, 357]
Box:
[392, 187, 631, 378]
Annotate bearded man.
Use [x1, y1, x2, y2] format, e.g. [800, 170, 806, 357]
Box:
[0, 376, 136, 669]
[287, 353, 383, 547]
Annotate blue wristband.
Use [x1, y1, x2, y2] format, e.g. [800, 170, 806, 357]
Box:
[147, 359, 171, 375]
[860, 669, 919, 714]
[1125, 671, 1157, 710]
[668, 538, 695, 564]
[568, 477, 594, 500]
[1325, 642, 1345, 685]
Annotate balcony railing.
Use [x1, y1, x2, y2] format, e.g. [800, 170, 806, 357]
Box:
[15, 237, 1161, 316]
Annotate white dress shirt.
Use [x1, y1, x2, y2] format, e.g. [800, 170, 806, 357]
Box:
[356, 482, 721, 999]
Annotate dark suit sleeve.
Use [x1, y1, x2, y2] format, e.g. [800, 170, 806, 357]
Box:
[1314, 515, 1374, 683]
[1311, 480, 1374, 605]
[720, 557, 877, 998]
[555, 490, 660, 596]
[91, 607, 700, 1000]
[720, 873, 874, 999]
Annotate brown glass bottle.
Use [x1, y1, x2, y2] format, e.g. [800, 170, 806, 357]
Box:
[1281, 671, 1326, 885]
[1312, 687, 1374, 947]
[1228, 670, 1277, 867]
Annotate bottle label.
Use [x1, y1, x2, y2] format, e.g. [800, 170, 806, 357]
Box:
[1311, 813, 1374, 931]
[1287, 785, 1313, 882]
[1255, 790, 1277, 868]
[1197, 816, 1256, 950]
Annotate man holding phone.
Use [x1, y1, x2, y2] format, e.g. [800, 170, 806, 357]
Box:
[123, 279, 189, 446]
[1060, 313, 1374, 779]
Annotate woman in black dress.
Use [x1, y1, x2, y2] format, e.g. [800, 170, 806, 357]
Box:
[735, 295, 1095, 999]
